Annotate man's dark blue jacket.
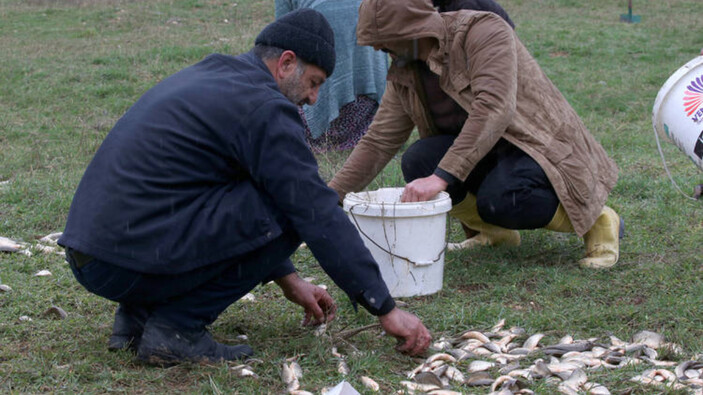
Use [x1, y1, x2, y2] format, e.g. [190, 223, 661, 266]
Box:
[59, 52, 394, 315]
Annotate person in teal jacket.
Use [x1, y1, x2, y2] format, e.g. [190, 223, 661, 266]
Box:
[275, 0, 388, 152]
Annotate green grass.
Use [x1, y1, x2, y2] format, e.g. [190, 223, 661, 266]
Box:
[1, 0, 702, 393]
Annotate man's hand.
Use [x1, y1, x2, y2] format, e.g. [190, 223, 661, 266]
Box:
[401, 174, 448, 202]
[378, 308, 431, 356]
[276, 273, 337, 326]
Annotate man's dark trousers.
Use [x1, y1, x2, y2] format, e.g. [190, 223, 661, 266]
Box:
[67, 230, 300, 330]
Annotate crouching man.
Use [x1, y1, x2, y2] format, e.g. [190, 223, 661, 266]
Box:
[58, 9, 430, 365]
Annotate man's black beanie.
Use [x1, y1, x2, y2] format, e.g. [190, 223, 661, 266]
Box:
[255, 8, 336, 77]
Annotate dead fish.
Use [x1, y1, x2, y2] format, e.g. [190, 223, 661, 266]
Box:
[491, 375, 525, 393]
[290, 361, 303, 379]
[443, 365, 465, 384]
[313, 323, 327, 337]
[468, 360, 495, 373]
[547, 360, 585, 374]
[301, 276, 315, 282]
[491, 318, 506, 333]
[317, 284, 328, 290]
[561, 368, 588, 390]
[459, 338, 485, 351]
[42, 306, 68, 320]
[360, 376, 379, 392]
[496, 334, 518, 348]
[522, 333, 544, 351]
[472, 347, 494, 356]
[499, 361, 521, 375]
[683, 377, 703, 386]
[507, 347, 530, 356]
[459, 330, 491, 344]
[481, 342, 502, 354]
[286, 378, 300, 392]
[561, 354, 603, 368]
[331, 347, 343, 359]
[406, 362, 427, 379]
[288, 391, 313, 395]
[281, 362, 296, 384]
[591, 346, 609, 359]
[231, 364, 258, 378]
[399, 380, 440, 393]
[337, 359, 350, 375]
[507, 369, 532, 379]
[414, 371, 444, 387]
[543, 341, 593, 356]
[427, 390, 463, 395]
[640, 346, 658, 360]
[426, 353, 456, 364]
[556, 384, 579, 395]
[466, 371, 494, 386]
[0, 284, 11, 292]
[559, 335, 574, 344]
[489, 353, 523, 364]
[674, 361, 703, 380]
[632, 330, 664, 349]
[39, 232, 62, 244]
[432, 340, 453, 351]
[34, 270, 52, 277]
[609, 335, 625, 347]
[19, 315, 32, 322]
[0, 236, 24, 252]
[504, 326, 527, 337]
[240, 293, 255, 302]
[583, 382, 611, 395]
[531, 359, 552, 378]
[429, 363, 448, 378]
[447, 348, 475, 361]
[640, 357, 677, 367]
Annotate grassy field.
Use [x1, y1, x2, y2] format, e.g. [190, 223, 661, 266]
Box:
[1, 0, 702, 393]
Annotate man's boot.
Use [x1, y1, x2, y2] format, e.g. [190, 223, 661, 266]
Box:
[447, 194, 520, 251]
[544, 204, 623, 269]
[137, 318, 253, 365]
[108, 304, 150, 352]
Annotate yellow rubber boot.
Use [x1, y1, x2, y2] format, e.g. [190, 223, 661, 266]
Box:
[544, 203, 574, 233]
[545, 204, 620, 269]
[579, 206, 621, 269]
[447, 194, 520, 251]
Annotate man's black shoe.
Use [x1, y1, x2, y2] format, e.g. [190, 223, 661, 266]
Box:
[108, 304, 150, 352]
[137, 319, 253, 365]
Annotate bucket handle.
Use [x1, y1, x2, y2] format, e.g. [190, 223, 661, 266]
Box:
[347, 203, 446, 266]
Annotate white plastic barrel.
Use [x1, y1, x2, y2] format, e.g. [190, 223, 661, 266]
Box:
[343, 188, 452, 297]
[652, 56, 703, 171]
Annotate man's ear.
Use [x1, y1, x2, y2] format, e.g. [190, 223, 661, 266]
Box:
[276, 50, 298, 79]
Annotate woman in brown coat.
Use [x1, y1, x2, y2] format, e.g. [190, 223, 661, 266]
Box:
[330, 0, 622, 268]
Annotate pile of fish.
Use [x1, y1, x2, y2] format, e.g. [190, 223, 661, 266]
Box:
[227, 319, 702, 394]
[400, 319, 703, 394]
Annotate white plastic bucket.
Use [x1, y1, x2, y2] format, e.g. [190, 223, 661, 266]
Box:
[652, 56, 703, 171]
[343, 188, 452, 298]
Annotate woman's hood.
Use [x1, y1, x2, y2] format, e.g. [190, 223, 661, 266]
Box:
[356, 0, 444, 46]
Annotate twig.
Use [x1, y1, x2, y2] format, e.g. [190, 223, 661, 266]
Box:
[334, 323, 381, 340]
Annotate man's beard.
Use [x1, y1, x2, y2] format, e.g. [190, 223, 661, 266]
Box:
[279, 66, 308, 106]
